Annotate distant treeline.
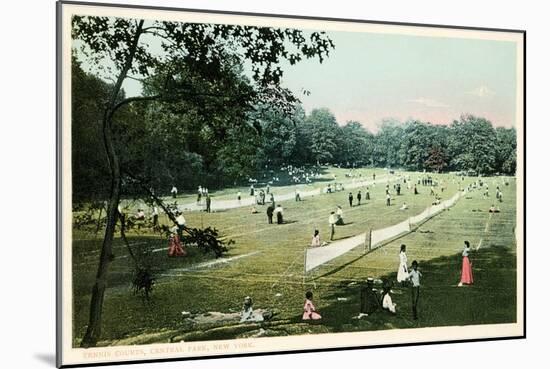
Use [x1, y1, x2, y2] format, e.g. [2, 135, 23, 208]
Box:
[73, 60, 516, 201]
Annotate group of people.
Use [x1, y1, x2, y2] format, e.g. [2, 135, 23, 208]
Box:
[263, 165, 322, 185]
[420, 177, 436, 187]
[118, 205, 160, 229]
[229, 239, 474, 326]
[393, 245, 423, 318]
[196, 186, 212, 212]
[266, 204, 285, 224]
[347, 189, 369, 207]
[229, 292, 322, 324]
[394, 241, 474, 318]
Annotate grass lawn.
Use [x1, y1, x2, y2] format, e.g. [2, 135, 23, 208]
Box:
[72, 167, 517, 346]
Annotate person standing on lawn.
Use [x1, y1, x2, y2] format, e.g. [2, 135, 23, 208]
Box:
[408, 260, 422, 320]
[205, 194, 211, 213]
[329, 211, 337, 240]
[458, 240, 474, 286]
[266, 204, 274, 224]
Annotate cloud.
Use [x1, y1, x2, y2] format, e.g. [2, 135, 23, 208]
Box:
[468, 86, 495, 98]
[406, 98, 450, 108]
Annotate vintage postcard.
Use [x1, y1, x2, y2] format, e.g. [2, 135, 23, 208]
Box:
[57, 1, 525, 367]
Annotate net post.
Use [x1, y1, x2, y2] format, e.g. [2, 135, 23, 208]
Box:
[368, 229, 372, 252]
[303, 247, 307, 286]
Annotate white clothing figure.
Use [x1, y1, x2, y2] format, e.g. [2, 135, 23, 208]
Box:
[397, 250, 408, 282]
[240, 296, 265, 323]
[382, 293, 397, 313]
[408, 269, 422, 287]
[176, 213, 186, 227]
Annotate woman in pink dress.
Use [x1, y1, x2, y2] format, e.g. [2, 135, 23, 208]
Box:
[168, 232, 187, 257]
[302, 291, 322, 320]
[458, 240, 473, 286]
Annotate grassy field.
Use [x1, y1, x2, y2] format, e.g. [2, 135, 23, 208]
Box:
[72, 167, 517, 346]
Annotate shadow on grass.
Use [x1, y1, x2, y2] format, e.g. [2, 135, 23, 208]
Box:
[338, 222, 355, 226]
[316, 245, 517, 333]
[72, 235, 219, 296]
[178, 245, 517, 342]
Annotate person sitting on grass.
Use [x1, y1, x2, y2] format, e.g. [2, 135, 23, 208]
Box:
[381, 282, 397, 314]
[489, 204, 500, 213]
[360, 278, 380, 315]
[240, 296, 273, 323]
[311, 229, 321, 247]
[302, 291, 322, 320]
[400, 202, 408, 210]
[251, 206, 259, 214]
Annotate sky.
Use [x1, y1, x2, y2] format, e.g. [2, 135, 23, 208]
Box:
[277, 30, 517, 131]
[81, 25, 518, 132]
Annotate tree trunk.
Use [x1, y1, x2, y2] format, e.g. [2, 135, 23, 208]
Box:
[80, 20, 144, 348]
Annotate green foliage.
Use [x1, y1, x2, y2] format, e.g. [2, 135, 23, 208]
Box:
[304, 108, 340, 164]
[132, 267, 155, 300]
[338, 121, 375, 166]
[182, 227, 235, 258]
[374, 119, 404, 168]
[448, 115, 498, 174]
[424, 146, 448, 173]
[71, 56, 112, 201]
[495, 127, 517, 175]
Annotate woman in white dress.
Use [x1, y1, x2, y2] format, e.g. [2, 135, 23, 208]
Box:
[397, 244, 409, 284]
[382, 285, 397, 314]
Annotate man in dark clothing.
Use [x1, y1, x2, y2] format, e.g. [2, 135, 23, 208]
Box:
[357, 191, 362, 206]
[409, 260, 422, 320]
[266, 204, 274, 224]
[205, 195, 211, 213]
[348, 192, 353, 207]
[360, 278, 380, 314]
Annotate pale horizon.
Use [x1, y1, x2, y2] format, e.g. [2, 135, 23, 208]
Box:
[75, 22, 518, 132]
